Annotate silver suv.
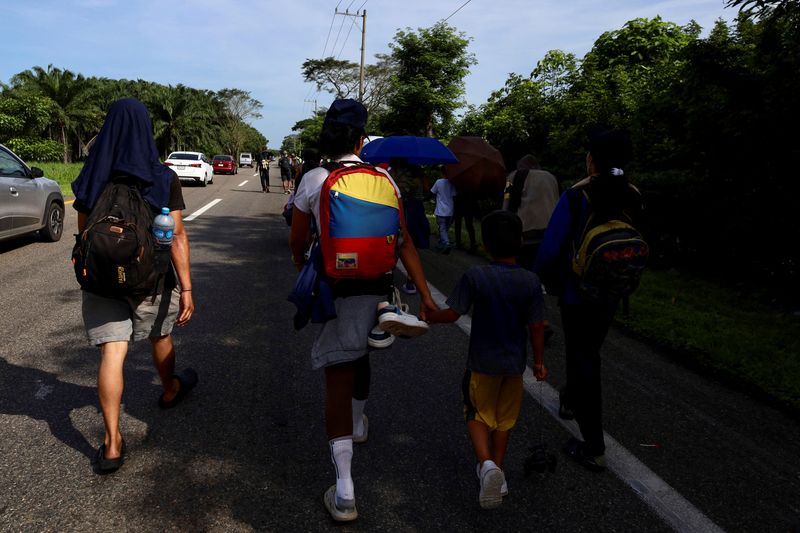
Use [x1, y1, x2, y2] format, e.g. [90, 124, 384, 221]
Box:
[0, 143, 64, 243]
[239, 152, 253, 168]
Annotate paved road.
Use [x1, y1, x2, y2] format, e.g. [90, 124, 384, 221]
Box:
[0, 164, 798, 532]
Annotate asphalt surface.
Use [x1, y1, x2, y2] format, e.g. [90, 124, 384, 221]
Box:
[0, 164, 798, 532]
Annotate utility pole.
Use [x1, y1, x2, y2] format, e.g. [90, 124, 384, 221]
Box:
[304, 98, 318, 114]
[335, 8, 367, 102]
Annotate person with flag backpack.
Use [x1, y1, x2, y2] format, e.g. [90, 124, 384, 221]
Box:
[534, 128, 646, 472]
[289, 99, 438, 522]
[71, 99, 197, 474]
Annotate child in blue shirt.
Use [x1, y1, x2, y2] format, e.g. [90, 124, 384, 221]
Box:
[427, 210, 547, 509]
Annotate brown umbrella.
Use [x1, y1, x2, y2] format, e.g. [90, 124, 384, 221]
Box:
[444, 136, 507, 195]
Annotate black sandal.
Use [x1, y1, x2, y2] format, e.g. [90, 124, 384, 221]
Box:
[158, 368, 198, 409]
[95, 439, 125, 474]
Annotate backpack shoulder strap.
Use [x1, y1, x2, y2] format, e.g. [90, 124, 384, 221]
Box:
[507, 169, 528, 213]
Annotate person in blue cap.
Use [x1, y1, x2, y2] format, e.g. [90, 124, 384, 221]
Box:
[290, 98, 438, 522]
[72, 98, 197, 474]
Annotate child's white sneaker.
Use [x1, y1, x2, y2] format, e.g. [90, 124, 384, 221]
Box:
[376, 297, 428, 338]
[367, 326, 395, 348]
[478, 460, 505, 509]
[477, 463, 508, 496]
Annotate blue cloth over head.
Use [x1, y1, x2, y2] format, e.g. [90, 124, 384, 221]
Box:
[71, 98, 174, 213]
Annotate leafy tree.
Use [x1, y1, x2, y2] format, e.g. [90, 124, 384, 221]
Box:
[0, 91, 62, 160]
[10, 65, 96, 162]
[725, 0, 798, 18]
[217, 88, 263, 158]
[302, 54, 397, 116]
[381, 22, 475, 137]
[290, 110, 325, 154]
[532, 50, 578, 101]
[280, 134, 301, 154]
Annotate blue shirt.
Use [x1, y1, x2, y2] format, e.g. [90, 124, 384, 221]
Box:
[447, 263, 544, 375]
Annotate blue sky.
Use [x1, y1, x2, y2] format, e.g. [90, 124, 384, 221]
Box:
[0, 0, 735, 148]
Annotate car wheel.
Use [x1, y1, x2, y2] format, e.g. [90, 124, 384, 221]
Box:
[201, 176, 207, 187]
[41, 202, 64, 242]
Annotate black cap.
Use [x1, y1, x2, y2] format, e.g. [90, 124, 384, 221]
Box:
[323, 99, 368, 131]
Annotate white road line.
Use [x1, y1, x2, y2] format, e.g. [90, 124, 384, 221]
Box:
[252, 171, 259, 177]
[397, 262, 723, 533]
[238, 180, 249, 187]
[184, 198, 222, 221]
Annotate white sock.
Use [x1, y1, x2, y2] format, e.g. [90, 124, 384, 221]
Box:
[352, 399, 366, 435]
[480, 459, 499, 476]
[329, 438, 355, 501]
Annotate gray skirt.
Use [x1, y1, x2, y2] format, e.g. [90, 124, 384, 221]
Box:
[310, 295, 383, 370]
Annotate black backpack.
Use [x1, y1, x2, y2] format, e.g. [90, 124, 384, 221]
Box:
[72, 180, 167, 298]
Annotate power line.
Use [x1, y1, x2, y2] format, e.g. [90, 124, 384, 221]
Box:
[321, 10, 337, 57]
[329, 7, 349, 57]
[442, 0, 472, 22]
[337, 14, 360, 59]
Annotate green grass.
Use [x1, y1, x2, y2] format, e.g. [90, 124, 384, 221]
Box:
[619, 269, 800, 411]
[32, 162, 83, 196]
[427, 211, 800, 411]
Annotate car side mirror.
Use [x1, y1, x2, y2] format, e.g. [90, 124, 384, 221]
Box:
[30, 167, 44, 178]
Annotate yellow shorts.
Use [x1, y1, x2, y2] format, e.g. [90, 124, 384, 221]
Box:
[462, 370, 524, 432]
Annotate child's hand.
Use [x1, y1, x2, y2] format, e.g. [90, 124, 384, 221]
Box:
[418, 294, 439, 322]
[533, 363, 548, 381]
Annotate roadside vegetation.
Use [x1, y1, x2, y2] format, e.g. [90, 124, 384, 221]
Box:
[620, 270, 800, 412]
[32, 162, 82, 195]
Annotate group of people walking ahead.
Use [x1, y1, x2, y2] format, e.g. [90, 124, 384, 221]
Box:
[72, 96, 640, 523]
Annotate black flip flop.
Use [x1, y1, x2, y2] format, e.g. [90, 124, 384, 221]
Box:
[95, 439, 125, 474]
[158, 368, 198, 409]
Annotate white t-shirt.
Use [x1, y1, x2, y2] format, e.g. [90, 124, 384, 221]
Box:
[430, 178, 456, 217]
[293, 154, 400, 225]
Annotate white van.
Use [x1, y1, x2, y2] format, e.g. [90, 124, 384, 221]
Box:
[239, 153, 253, 167]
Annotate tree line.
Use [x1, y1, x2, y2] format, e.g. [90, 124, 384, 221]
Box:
[290, 0, 798, 305]
[0, 67, 267, 163]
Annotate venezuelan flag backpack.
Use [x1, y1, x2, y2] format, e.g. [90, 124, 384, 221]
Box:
[318, 163, 402, 280]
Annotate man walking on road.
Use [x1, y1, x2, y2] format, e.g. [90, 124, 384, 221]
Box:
[279, 152, 293, 194]
[290, 99, 437, 522]
[71, 98, 197, 475]
[257, 155, 269, 193]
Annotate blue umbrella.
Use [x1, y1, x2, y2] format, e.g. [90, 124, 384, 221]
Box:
[360, 136, 458, 165]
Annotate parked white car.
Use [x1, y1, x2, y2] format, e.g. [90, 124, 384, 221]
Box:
[239, 152, 253, 167]
[164, 151, 214, 187]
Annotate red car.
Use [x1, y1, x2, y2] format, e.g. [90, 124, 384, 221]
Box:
[212, 155, 238, 175]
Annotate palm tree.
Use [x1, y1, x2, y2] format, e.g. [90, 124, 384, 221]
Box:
[147, 84, 215, 158]
[11, 65, 95, 162]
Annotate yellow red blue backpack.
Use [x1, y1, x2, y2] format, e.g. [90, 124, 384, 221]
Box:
[318, 163, 402, 280]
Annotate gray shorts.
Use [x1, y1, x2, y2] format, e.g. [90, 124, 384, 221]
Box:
[311, 295, 383, 370]
[81, 287, 181, 346]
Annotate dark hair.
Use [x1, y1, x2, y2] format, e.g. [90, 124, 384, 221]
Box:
[481, 210, 522, 258]
[587, 128, 634, 217]
[296, 148, 320, 191]
[588, 128, 631, 173]
[318, 122, 364, 158]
